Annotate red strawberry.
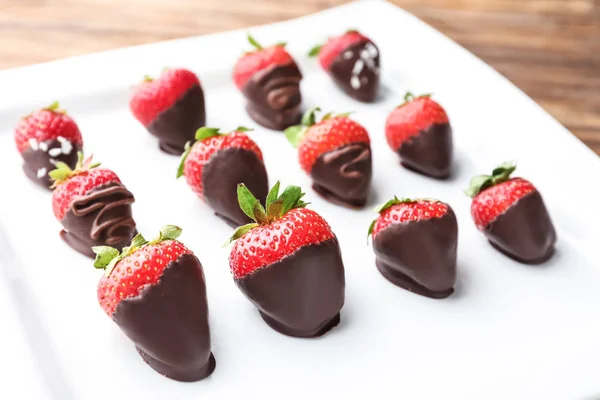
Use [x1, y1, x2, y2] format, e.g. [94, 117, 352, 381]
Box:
[15, 102, 84, 189]
[285, 107, 372, 207]
[50, 154, 136, 258]
[129, 68, 205, 155]
[233, 35, 303, 130]
[385, 92, 453, 179]
[93, 226, 215, 381]
[228, 182, 345, 338]
[177, 126, 268, 227]
[368, 197, 457, 298]
[466, 162, 556, 263]
[309, 30, 380, 102]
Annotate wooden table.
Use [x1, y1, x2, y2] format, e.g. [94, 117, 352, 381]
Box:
[1, 0, 599, 154]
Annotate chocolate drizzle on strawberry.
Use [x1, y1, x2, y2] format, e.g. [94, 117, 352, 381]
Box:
[50, 154, 137, 258]
[285, 108, 372, 208]
[61, 182, 136, 258]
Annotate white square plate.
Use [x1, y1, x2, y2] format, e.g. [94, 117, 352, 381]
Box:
[1, 1, 599, 399]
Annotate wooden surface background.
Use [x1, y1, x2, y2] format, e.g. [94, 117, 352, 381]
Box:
[1, 0, 599, 154]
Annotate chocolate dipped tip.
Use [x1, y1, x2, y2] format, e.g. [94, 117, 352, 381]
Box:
[147, 84, 206, 155]
[310, 142, 372, 208]
[242, 62, 303, 131]
[397, 123, 453, 179]
[113, 253, 215, 382]
[21, 138, 82, 190]
[329, 40, 380, 103]
[485, 190, 556, 264]
[235, 238, 345, 338]
[372, 207, 458, 298]
[203, 147, 269, 227]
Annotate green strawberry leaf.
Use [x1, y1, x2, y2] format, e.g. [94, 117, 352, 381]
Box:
[301, 107, 321, 126]
[247, 34, 263, 50]
[92, 246, 120, 269]
[367, 219, 377, 240]
[267, 199, 284, 220]
[228, 223, 259, 245]
[466, 161, 516, 198]
[253, 201, 269, 225]
[335, 111, 354, 118]
[176, 141, 193, 178]
[160, 225, 182, 241]
[237, 183, 260, 222]
[308, 44, 322, 57]
[235, 126, 253, 133]
[275, 41, 287, 48]
[284, 125, 306, 148]
[321, 111, 334, 121]
[195, 127, 221, 141]
[265, 181, 281, 210]
[279, 185, 304, 215]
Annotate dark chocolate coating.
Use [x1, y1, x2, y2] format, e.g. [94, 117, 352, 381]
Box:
[310, 143, 372, 208]
[113, 253, 215, 382]
[485, 190, 556, 263]
[242, 62, 303, 131]
[202, 147, 269, 227]
[146, 84, 206, 155]
[60, 182, 136, 258]
[397, 123, 453, 179]
[373, 208, 458, 298]
[21, 138, 81, 190]
[235, 238, 345, 338]
[329, 40, 380, 103]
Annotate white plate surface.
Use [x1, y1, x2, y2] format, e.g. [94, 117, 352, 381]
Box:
[1, 1, 600, 399]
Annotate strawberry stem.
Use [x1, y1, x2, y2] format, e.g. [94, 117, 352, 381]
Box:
[465, 161, 517, 198]
[229, 182, 309, 244]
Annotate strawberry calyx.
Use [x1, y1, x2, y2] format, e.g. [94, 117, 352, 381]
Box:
[466, 161, 516, 198]
[92, 225, 182, 277]
[48, 152, 100, 188]
[229, 181, 309, 243]
[177, 126, 252, 178]
[246, 34, 286, 54]
[397, 92, 432, 108]
[284, 107, 353, 148]
[367, 196, 440, 239]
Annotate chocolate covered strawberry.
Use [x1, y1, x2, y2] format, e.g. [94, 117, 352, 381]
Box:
[285, 108, 372, 207]
[177, 127, 268, 227]
[309, 30, 380, 102]
[385, 93, 453, 179]
[233, 35, 303, 130]
[15, 102, 84, 190]
[228, 182, 345, 338]
[466, 162, 556, 263]
[130, 68, 205, 155]
[368, 197, 457, 299]
[93, 225, 215, 382]
[50, 153, 136, 258]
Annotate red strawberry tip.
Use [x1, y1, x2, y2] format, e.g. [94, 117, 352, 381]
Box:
[466, 161, 517, 198]
[367, 196, 442, 239]
[228, 181, 309, 244]
[176, 126, 254, 178]
[92, 225, 182, 276]
[284, 107, 354, 148]
[48, 152, 101, 188]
